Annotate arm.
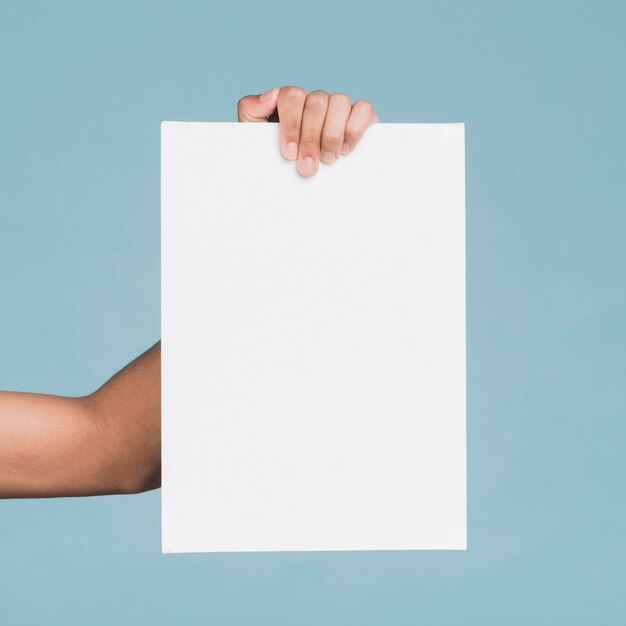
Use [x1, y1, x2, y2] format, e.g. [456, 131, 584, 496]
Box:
[0, 342, 160, 498]
[1, 85, 377, 501]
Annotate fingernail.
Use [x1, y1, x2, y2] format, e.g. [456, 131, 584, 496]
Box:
[341, 142, 351, 155]
[321, 151, 338, 162]
[298, 156, 318, 176]
[259, 87, 277, 101]
[284, 141, 298, 160]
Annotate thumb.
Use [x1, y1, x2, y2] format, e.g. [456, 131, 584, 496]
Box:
[237, 87, 280, 122]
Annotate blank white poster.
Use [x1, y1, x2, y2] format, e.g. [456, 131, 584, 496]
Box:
[161, 122, 466, 553]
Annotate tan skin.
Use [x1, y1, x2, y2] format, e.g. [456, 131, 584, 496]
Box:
[0, 86, 379, 498]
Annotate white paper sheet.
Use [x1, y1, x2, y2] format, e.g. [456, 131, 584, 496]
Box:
[161, 122, 466, 553]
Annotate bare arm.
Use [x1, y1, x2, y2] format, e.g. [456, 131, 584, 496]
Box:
[0, 85, 378, 500]
[0, 342, 160, 498]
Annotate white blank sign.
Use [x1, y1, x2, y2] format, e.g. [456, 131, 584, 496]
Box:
[161, 122, 466, 553]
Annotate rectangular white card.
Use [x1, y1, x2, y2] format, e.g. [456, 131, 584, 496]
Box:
[161, 122, 466, 552]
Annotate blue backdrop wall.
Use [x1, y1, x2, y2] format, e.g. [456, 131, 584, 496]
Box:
[1, 1, 624, 624]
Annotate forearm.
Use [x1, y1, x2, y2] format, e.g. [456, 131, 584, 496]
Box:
[0, 342, 161, 498]
[0, 392, 107, 497]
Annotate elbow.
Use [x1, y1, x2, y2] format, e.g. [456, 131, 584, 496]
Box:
[79, 394, 161, 497]
[116, 464, 161, 495]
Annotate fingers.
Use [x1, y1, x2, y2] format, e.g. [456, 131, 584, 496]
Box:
[342, 99, 379, 155]
[320, 93, 352, 163]
[277, 86, 307, 160]
[237, 87, 280, 122]
[238, 86, 379, 176]
[297, 90, 329, 177]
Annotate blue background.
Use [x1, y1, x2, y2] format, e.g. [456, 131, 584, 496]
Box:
[1, 1, 624, 623]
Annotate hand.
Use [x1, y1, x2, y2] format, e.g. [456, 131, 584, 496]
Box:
[237, 86, 379, 177]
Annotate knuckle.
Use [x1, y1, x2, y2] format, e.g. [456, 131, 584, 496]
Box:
[305, 90, 329, 111]
[280, 85, 306, 101]
[299, 136, 321, 149]
[322, 133, 343, 147]
[355, 99, 376, 116]
[344, 123, 359, 141]
[282, 117, 301, 132]
[330, 92, 351, 107]
[281, 127, 300, 141]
